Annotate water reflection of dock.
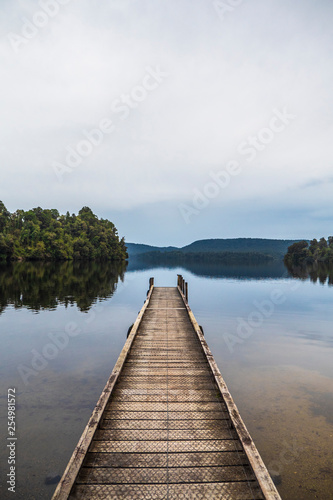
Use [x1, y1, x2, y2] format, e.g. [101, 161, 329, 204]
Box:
[53, 276, 281, 499]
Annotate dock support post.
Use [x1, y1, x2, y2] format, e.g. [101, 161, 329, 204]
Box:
[177, 275, 188, 301]
[149, 277, 154, 289]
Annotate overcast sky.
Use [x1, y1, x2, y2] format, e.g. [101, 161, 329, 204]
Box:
[1, 0, 332, 246]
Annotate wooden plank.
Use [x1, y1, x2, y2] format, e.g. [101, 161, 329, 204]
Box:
[100, 419, 232, 430]
[89, 439, 243, 453]
[103, 401, 227, 412]
[70, 482, 264, 500]
[102, 410, 229, 420]
[83, 450, 249, 468]
[76, 465, 256, 484]
[111, 389, 221, 401]
[93, 428, 238, 441]
[115, 380, 215, 389]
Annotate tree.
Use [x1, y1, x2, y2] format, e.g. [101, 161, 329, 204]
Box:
[0, 201, 10, 232]
[319, 237, 328, 249]
[285, 241, 309, 265]
[309, 238, 318, 254]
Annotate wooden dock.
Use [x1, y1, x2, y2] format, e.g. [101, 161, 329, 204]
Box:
[53, 276, 281, 499]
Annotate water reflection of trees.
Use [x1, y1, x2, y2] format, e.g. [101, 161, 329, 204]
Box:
[0, 260, 126, 314]
[285, 262, 333, 286]
[127, 257, 289, 280]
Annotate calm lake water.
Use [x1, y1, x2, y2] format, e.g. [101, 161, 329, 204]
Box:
[0, 260, 332, 499]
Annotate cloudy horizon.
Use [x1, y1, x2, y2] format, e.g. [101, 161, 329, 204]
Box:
[1, 0, 332, 246]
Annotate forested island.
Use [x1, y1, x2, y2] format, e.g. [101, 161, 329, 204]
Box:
[0, 201, 127, 261]
[284, 237, 333, 265]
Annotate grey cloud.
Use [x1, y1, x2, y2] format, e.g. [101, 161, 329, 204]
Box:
[0, 0, 332, 244]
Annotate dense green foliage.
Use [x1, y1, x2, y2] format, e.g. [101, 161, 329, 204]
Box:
[0, 201, 127, 261]
[284, 237, 333, 265]
[0, 260, 126, 314]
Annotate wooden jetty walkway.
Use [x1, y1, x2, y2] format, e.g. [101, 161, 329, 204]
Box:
[53, 276, 281, 499]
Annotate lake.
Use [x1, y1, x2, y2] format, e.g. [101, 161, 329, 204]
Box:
[0, 259, 332, 499]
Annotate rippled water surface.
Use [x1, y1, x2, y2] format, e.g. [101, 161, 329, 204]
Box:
[0, 260, 332, 499]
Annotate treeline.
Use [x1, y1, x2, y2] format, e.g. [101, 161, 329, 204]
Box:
[126, 238, 300, 258]
[0, 201, 127, 262]
[135, 250, 274, 265]
[284, 237, 333, 265]
[181, 238, 298, 257]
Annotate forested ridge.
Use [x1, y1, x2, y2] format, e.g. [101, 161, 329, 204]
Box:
[0, 201, 127, 261]
[132, 250, 274, 265]
[284, 237, 333, 265]
[126, 238, 299, 258]
[181, 238, 298, 256]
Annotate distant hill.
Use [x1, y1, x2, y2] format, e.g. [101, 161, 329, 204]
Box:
[133, 250, 274, 265]
[181, 238, 299, 257]
[126, 238, 301, 259]
[126, 243, 178, 256]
